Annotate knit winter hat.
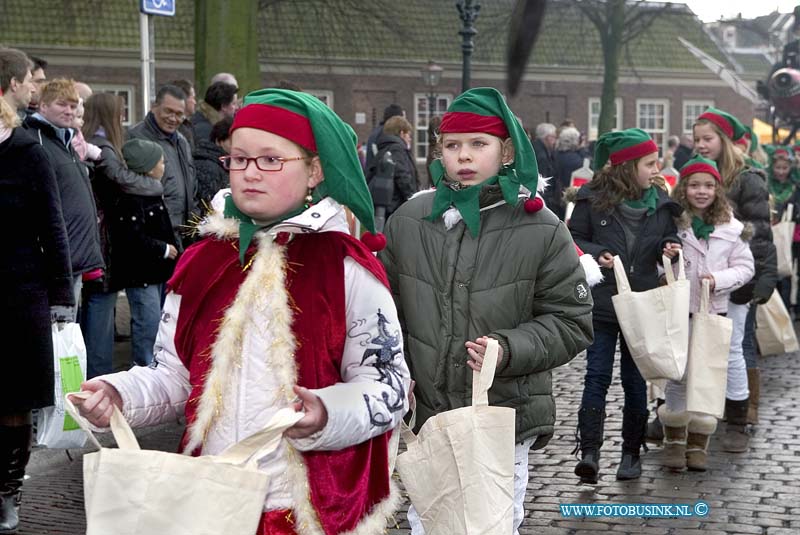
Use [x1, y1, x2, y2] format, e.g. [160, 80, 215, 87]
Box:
[230, 88, 380, 247]
[680, 154, 722, 183]
[593, 128, 658, 170]
[697, 106, 747, 140]
[122, 138, 163, 174]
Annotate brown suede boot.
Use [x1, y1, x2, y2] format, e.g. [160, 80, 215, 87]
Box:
[657, 405, 690, 471]
[746, 368, 760, 425]
[686, 414, 717, 471]
[721, 398, 750, 453]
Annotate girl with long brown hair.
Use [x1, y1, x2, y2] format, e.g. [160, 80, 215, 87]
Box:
[693, 107, 777, 449]
[569, 128, 683, 484]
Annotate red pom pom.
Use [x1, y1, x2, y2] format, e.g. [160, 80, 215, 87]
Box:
[361, 232, 387, 252]
[524, 197, 544, 213]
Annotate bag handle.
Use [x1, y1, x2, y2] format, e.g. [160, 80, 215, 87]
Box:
[612, 255, 631, 293]
[64, 391, 138, 451]
[663, 250, 685, 285]
[783, 203, 794, 223]
[399, 407, 418, 445]
[699, 278, 711, 314]
[472, 338, 499, 407]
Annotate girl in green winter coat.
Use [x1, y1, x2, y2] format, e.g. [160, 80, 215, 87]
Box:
[380, 87, 593, 535]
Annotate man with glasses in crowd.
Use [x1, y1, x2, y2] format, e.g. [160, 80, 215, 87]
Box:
[129, 84, 197, 250]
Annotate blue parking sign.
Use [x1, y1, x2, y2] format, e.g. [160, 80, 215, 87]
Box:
[140, 0, 175, 16]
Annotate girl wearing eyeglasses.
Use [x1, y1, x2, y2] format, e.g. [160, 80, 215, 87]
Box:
[73, 89, 410, 535]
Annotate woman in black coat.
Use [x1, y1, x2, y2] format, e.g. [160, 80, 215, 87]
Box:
[193, 116, 232, 210]
[0, 100, 73, 532]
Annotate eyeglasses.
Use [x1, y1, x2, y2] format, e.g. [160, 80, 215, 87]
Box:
[219, 155, 307, 172]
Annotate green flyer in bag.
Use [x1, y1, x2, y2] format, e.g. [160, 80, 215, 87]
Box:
[60, 356, 83, 431]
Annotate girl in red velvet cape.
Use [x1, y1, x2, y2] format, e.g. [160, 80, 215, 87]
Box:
[73, 89, 410, 535]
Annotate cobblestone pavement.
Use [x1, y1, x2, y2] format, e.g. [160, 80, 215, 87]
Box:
[18, 341, 800, 534]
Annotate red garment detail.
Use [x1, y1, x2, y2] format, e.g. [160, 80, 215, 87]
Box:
[574, 244, 584, 257]
[679, 162, 722, 183]
[168, 231, 392, 535]
[440, 111, 509, 138]
[523, 197, 544, 213]
[360, 231, 387, 252]
[256, 510, 298, 535]
[698, 112, 734, 139]
[231, 104, 317, 152]
[774, 148, 791, 159]
[608, 140, 658, 165]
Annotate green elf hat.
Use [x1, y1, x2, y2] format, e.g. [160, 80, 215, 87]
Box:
[230, 88, 384, 251]
[697, 106, 747, 140]
[593, 128, 658, 170]
[427, 87, 542, 236]
[680, 154, 722, 183]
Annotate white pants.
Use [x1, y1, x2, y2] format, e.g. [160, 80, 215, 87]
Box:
[407, 437, 535, 535]
[725, 302, 750, 401]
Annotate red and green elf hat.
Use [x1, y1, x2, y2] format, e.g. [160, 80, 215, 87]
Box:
[593, 128, 658, 169]
[697, 106, 747, 140]
[680, 154, 722, 183]
[230, 88, 382, 249]
[432, 87, 539, 196]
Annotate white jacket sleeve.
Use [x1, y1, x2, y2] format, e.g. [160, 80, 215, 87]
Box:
[290, 257, 410, 452]
[98, 293, 192, 428]
[712, 238, 756, 294]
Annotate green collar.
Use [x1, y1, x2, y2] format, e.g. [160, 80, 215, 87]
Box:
[425, 161, 527, 236]
[223, 195, 305, 265]
[623, 186, 659, 216]
[691, 215, 714, 241]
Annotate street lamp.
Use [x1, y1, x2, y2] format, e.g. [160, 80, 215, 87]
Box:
[456, 0, 481, 93]
[421, 60, 444, 122]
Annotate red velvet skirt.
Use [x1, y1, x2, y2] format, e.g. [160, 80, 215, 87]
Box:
[256, 510, 298, 535]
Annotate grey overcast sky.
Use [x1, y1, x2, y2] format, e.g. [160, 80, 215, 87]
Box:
[666, 1, 797, 22]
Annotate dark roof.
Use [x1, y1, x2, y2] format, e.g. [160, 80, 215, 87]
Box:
[1, 0, 726, 72]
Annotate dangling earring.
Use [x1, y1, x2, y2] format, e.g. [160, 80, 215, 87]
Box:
[304, 189, 314, 209]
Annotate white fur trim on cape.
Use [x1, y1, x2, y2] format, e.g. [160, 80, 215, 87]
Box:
[579, 253, 604, 287]
[181, 224, 402, 534]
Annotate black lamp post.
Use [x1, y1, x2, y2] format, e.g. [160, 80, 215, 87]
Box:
[421, 60, 444, 122]
[456, 0, 481, 94]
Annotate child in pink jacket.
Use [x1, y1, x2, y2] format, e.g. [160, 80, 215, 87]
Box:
[659, 155, 754, 472]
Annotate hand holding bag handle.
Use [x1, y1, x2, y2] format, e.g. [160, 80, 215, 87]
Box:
[65, 392, 302, 467]
[662, 250, 685, 285]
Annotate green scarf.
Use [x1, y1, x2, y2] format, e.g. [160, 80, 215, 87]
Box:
[623, 186, 659, 215]
[223, 195, 305, 265]
[425, 161, 524, 237]
[769, 177, 795, 205]
[691, 215, 714, 241]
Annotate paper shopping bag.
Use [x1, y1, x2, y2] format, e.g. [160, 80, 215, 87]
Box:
[611, 253, 690, 381]
[774, 204, 795, 278]
[396, 340, 515, 535]
[686, 280, 733, 418]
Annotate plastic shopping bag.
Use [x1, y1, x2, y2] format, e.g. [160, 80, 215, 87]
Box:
[36, 323, 88, 448]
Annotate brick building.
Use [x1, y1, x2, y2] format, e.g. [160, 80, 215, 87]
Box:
[2, 0, 764, 180]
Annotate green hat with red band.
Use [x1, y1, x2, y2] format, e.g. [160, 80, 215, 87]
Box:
[230, 88, 381, 248]
[593, 128, 658, 170]
[680, 154, 722, 183]
[697, 106, 747, 140]
[431, 87, 539, 195]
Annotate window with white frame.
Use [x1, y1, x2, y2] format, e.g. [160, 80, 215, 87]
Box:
[306, 90, 334, 109]
[93, 85, 135, 126]
[636, 99, 669, 154]
[682, 100, 713, 134]
[414, 93, 452, 163]
[588, 97, 623, 140]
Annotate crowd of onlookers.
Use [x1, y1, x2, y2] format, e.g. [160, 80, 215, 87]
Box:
[0, 47, 239, 379]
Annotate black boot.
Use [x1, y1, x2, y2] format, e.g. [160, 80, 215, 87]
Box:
[0, 425, 32, 534]
[573, 407, 605, 484]
[645, 398, 665, 445]
[617, 409, 648, 481]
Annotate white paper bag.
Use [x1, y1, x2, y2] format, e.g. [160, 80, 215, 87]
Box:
[36, 323, 88, 449]
[65, 393, 302, 535]
[686, 280, 733, 418]
[396, 340, 515, 535]
[611, 252, 690, 381]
